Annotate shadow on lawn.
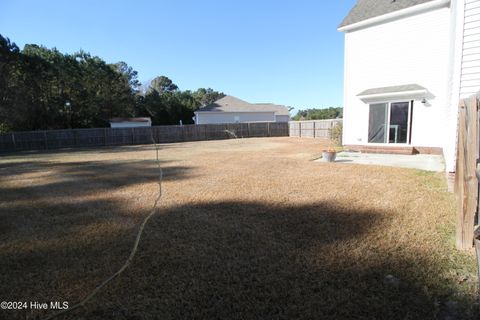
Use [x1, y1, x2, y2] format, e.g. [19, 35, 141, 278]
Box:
[1, 201, 476, 320]
[0, 142, 194, 158]
[0, 158, 195, 246]
[0, 159, 194, 199]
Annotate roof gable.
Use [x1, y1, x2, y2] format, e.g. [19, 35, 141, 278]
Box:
[197, 96, 289, 115]
[198, 96, 252, 112]
[339, 0, 437, 29]
[254, 104, 290, 116]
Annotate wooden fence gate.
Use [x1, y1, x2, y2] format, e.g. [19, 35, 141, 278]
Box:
[455, 95, 480, 250]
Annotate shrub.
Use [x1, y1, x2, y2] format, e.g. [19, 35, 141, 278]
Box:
[0, 123, 11, 134]
[330, 122, 343, 146]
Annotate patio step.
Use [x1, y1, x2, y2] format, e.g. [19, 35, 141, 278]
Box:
[343, 145, 443, 155]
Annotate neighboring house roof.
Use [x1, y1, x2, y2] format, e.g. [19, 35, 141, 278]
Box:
[196, 96, 289, 115]
[357, 84, 427, 96]
[197, 96, 252, 112]
[339, 0, 436, 28]
[254, 103, 290, 116]
[109, 117, 151, 123]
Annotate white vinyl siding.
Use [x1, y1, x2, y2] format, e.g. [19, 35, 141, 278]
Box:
[195, 112, 275, 124]
[275, 115, 290, 122]
[342, 7, 450, 150]
[460, 0, 480, 97]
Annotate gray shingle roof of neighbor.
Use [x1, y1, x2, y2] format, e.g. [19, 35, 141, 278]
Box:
[357, 84, 427, 96]
[254, 103, 290, 116]
[339, 0, 437, 28]
[196, 95, 290, 115]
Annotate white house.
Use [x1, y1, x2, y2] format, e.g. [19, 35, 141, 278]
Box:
[194, 96, 290, 124]
[109, 117, 152, 128]
[339, 0, 480, 177]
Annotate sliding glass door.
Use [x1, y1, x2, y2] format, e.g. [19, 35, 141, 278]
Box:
[368, 103, 388, 143]
[368, 101, 412, 144]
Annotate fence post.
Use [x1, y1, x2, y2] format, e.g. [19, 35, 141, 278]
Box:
[267, 122, 270, 137]
[456, 96, 479, 250]
[104, 128, 107, 146]
[11, 133, 16, 150]
[131, 127, 135, 145]
[299, 122, 302, 138]
[313, 121, 316, 138]
[247, 122, 251, 137]
[44, 131, 48, 149]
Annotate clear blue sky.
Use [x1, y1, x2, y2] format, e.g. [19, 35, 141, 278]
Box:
[0, 0, 356, 112]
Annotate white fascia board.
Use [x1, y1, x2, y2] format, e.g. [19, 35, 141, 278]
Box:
[357, 89, 427, 103]
[338, 0, 450, 32]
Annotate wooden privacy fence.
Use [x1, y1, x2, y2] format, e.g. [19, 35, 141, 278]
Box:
[0, 122, 289, 152]
[289, 119, 342, 139]
[455, 94, 480, 250]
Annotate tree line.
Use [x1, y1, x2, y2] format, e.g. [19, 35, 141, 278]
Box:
[0, 34, 224, 132]
[292, 107, 343, 121]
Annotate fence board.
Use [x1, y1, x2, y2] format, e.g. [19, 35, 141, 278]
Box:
[155, 126, 184, 143]
[289, 119, 342, 139]
[0, 133, 15, 151]
[183, 125, 205, 141]
[75, 128, 105, 147]
[204, 124, 226, 140]
[289, 122, 300, 137]
[132, 127, 153, 145]
[14, 131, 47, 150]
[225, 123, 249, 138]
[107, 128, 133, 145]
[0, 122, 289, 153]
[268, 122, 289, 137]
[249, 123, 269, 137]
[455, 96, 479, 250]
[299, 121, 315, 138]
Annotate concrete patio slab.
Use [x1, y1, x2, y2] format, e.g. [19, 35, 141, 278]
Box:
[320, 151, 445, 172]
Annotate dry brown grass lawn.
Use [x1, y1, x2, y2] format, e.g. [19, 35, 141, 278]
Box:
[0, 137, 478, 319]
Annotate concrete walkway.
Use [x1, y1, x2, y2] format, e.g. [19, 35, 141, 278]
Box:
[322, 152, 445, 172]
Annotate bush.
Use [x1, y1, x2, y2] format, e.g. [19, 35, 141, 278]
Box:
[330, 122, 343, 146]
[0, 123, 11, 134]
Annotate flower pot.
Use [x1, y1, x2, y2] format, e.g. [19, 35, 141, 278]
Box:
[322, 151, 336, 162]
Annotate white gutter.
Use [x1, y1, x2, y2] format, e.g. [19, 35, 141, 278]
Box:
[338, 0, 450, 32]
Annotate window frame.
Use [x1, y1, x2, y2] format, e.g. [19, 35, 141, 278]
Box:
[367, 100, 413, 145]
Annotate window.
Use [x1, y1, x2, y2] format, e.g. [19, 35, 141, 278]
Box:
[368, 101, 412, 144]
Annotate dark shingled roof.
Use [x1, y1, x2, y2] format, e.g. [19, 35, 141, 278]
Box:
[339, 0, 437, 28]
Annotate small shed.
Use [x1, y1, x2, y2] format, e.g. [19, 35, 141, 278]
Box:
[109, 117, 152, 128]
